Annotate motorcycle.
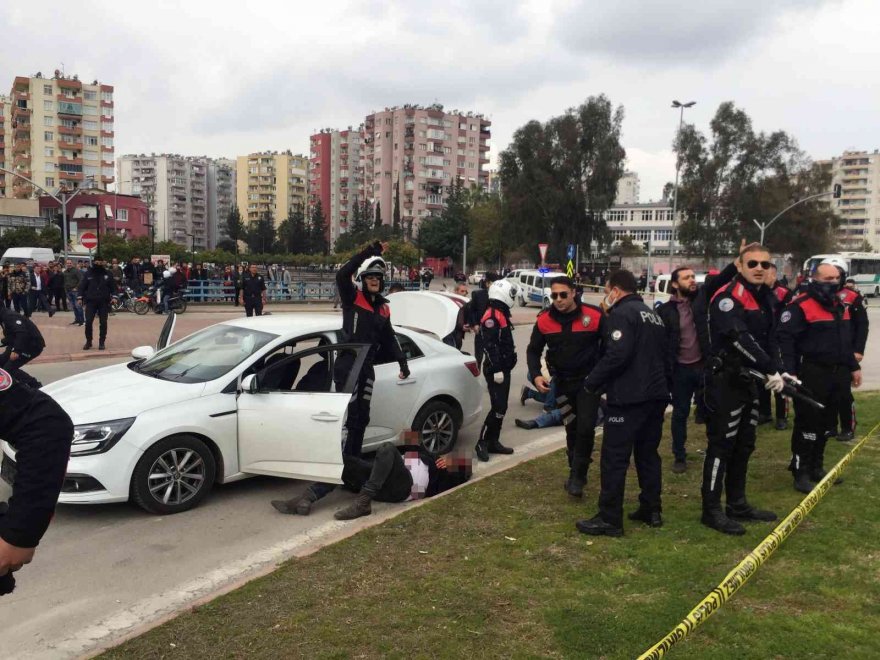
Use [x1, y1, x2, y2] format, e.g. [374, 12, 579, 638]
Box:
[133, 285, 188, 315]
[111, 286, 139, 313]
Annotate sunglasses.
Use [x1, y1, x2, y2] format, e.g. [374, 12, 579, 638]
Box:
[746, 260, 773, 270]
[550, 291, 570, 300]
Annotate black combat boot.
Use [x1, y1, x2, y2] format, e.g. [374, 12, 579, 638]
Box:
[475, 441, 489, 462]
[793, 472, 815, 494]
[726, 499, 777, 522]
[575, 515, 623, 537]
[514, 419, 538, 430]
[701, 508, 746, 535]
[628, 507, 663, 527]
[488, 439, 514, 455]
[271, 489, 318, 515]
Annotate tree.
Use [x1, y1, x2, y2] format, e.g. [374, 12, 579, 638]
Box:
[216, 238, 237, 253]
[309, 201, 328, 254]
[610, 235, 645, 256]
[393, 177, 401, 235]
[374, 200, 382, 230]
[417, 177, 469, 260]
[499, 95, 626, 262]
[277, 205, 308, 253]
[855, 239, 875, 252]
[468, 196, 504, 267]
[675, 101, 838, 264]
[224, 207, 246, 260]
[246, 211, 276, 255]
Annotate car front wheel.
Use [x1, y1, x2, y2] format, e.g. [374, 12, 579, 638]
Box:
[131, 435, 216, 514]
[412, 400, 460, 456]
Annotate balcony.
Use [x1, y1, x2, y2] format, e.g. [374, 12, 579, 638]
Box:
[59, 124, 83, 136]
[12, 139, 31, 152]
[58, 138, 82, 150]
[14, 91, 30, 102]
[13, 105, 32, 118]
[58, 101, 83, 117]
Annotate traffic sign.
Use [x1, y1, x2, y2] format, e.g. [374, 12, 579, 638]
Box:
[538, 243, 548, 263]
[566, 260, 574, 277]
[567, 244, 576, 261]
[538, 267, 550, 275]
[80, 232, 98, 250]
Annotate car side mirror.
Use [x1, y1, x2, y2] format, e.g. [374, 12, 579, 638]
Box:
[131, 345, 155, 360]
[240, 373, 258, 394]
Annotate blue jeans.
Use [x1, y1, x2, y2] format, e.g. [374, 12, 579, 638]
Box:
[67, 291, 84, 323]
[671, 362, 702, 461]
[525, 370, 549, 405]
[533, 379, 563, 428]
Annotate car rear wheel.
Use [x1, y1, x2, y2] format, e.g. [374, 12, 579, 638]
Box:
[131, 435, 216, 514]
[412, 400, 460, 456]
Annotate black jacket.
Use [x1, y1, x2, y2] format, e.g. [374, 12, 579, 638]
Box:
[775, 292, 860, 374]
[657, 298, 685, 367]
[692, 262, 738, 359]
[0, 309, 46, 354]
[526, 302, 604, 384]
[838, 287, 869, 355]
[708, 276, 780, 375]
[584, 294, 670, 406]
[48, 272, 65, 292]
[480, 300, 517, 373]
[0, 379, 73, 548]
[336, 243, 406, 373]
[240, 272, 266, 299]
[77, 265, 115, 304]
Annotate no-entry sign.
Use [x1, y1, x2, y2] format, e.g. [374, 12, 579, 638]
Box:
[80, 232, 98, 250]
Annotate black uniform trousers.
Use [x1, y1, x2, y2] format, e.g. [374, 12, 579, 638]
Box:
[243, 296, 263, 317]
[84, 301, 109, 343]
[759, 388, 787, 421]
[556, 382, 599, 480]
[597, 400, 666, 528]
[838, 382, 856, 435]
[478, 370, 511, 448]
[701, 371, 759, 511]
[791, 361, 851, 478]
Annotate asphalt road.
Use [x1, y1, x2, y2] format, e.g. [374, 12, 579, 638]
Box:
[2, 299, 879, 658]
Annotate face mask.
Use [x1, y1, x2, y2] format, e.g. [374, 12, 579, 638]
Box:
[603, 291, 618, 309]
[809, 280, 840, 305]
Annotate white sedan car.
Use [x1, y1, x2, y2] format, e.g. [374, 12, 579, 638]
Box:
[1, 301, 482, 515]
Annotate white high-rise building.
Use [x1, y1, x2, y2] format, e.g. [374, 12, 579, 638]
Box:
[208, 157, 236, 247]
[817, 150, 880, 250]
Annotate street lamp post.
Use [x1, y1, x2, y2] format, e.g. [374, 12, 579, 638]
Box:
[669, 100, 696, 263]
[752, 191, 835, 244]
[0, 166, 94, 260]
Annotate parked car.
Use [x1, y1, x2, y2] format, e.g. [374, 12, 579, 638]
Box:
[1, 299, 483, 515]
[467, 271, 486, 285]
[0, 247, 55, 266]
[505, 269, 568, 307]
[652, 272, 708, 307]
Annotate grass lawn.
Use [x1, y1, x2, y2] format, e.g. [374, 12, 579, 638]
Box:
[102, 393, 880, 659]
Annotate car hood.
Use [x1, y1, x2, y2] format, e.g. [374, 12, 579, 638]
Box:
[42, 362, 206, 424]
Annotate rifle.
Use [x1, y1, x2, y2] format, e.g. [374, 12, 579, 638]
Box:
[743, 368, 825, 410]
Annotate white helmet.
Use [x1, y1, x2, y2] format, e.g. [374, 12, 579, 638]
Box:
[820, 257, 847, 277]
[355, 256, 387, 291]
[162, 269, 171, 279]
[488, 279, 518, 308]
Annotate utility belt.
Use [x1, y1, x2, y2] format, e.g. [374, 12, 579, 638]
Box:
[800, 358, 851, 374]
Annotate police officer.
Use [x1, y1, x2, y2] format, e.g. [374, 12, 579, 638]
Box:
[701, 245, 785, 536]
[834, 272, 868, 441]
[526, 276, 604, 496]
[0, 307, 45, 388]
[0, 369, 74, 591]
[776, 262, 862, 493]
[760, 263, 794, 430]
[467, 271, 499, 368]
[475, 279, 518, 462]
[77, 254, 114, 351]
[575, 269, 670, 537]
[272, 241, 409, 515]
[239, 263, 267, 317]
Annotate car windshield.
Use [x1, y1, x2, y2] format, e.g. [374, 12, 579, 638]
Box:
[133, 325, 278, 383]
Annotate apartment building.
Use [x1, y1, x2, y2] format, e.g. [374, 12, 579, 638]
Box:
[363, 104, 491, 232]
[235, 151, 308, 226]
[208, 157, 236, 246]
[2, 71, 114, 198]
[591, 201, 684, 257]
[118, 154, 210, 250]
[818, 150, 880, 250]
[616, 171, 640, 205]
[309, 127, 366, 245]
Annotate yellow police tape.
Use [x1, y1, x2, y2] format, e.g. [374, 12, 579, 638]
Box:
[638, 420, 880, 660]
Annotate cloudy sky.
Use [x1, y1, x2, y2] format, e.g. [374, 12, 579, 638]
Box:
[2, 0, 877, 201]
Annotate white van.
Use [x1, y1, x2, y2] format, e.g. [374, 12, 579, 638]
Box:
[0, 247, 56, 266]
[652, 272, 708, 306]
[506, 269, 568, 307]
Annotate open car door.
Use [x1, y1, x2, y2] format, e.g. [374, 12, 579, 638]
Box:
[156, 311, 178, 350]
[237, 343, 369, 484]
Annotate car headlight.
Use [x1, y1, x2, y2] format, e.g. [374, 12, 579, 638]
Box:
[71, 418, 136, 456]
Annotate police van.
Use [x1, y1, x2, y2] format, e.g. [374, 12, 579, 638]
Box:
[505, 269, 568, 307]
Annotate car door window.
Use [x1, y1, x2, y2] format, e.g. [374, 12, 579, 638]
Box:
[256, 344, 364, 394]
[395, 332, 424, 361]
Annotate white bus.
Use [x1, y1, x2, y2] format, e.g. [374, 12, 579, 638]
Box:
[803, 252, 880, 297]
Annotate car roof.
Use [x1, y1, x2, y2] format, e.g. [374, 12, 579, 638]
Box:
[221, 313, 341, 335]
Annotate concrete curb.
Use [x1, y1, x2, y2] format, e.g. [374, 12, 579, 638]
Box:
[71, 429, 570, 659]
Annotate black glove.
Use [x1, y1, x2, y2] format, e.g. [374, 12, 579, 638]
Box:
[400, 364, 410, 379]
[0, 503, 16, 596]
